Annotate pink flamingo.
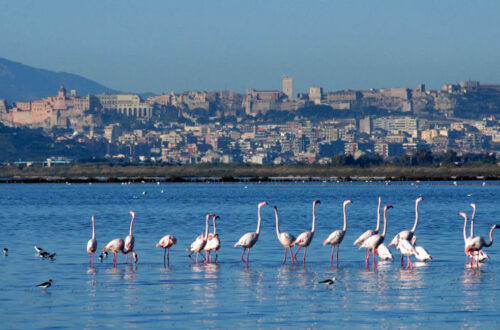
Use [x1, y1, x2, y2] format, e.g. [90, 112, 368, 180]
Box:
[291, 200, 321, 264]
[460, 212, 476, 265]
[397, 238, 416, 270]
[375, 243, 393, 260]
[156, 234, 177, 264]
[204, 215, 221, 263]
[361, 205, 393, 267]
[124, 211, 136, 263]
[187, 213, 213, 263]
[411, 236, 432, 262]
[274, 206, 296, 264]
[86, 215, 97, 264]
[467, 203, 486, 262]
[465, 222, 500, 268]
[234, 201, 268, 265]
[354, 197, 381, 262]
[323, 200, 352, 265]
[388, 197, 423, 265]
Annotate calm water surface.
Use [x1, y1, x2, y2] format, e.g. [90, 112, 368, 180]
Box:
[0, 182, 499, 328]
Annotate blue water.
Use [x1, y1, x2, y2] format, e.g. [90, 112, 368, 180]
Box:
[1, 181, 499, 328]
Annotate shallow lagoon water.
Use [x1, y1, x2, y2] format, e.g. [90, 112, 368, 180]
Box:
[1, 181, 500, 328]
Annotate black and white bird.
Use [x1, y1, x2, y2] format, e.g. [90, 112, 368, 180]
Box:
[37, 279, 52, 289]
[103, 251, 109, 258]
[98, 253, 104, 262]
[34, 246, 44, 254]
[40, 252, 50, 258]
[319, 276, 336, 286]
[3, 248, 8, 256]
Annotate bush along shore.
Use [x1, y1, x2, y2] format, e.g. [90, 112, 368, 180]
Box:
[0, 163, 499, 183]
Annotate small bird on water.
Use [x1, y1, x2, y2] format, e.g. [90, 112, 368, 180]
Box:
[319, 277, 336, 286]
[37, 279, 52, 289]
[3, 248, 8, 256]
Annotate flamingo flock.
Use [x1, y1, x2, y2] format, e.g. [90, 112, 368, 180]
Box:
[83, 197, 499, 270]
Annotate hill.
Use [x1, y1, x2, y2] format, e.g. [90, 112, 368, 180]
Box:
[0, 57, 118, 102]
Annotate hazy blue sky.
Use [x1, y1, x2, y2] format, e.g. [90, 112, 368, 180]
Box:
[1, 1, 499, 94]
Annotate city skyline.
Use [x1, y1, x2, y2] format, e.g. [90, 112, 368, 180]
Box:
[1, 1, 500, 94]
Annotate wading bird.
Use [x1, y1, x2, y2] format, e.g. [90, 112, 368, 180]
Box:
[234, 202, 268, 265]
[274, 206, 296, 264]
[361, 205, 393, 267]
[204, 215, 221, 263]
[86, 216, 97, 264]
[187, 213, 213, 264]
[354, 197, 381, 261]
[292, 200, 321, 264]
[124, 211, 136, 263]
[323, 200, 353, 266]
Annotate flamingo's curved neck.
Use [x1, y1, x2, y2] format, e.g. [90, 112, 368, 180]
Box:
[484, 224, 498, 247]
[129, 214, 135, 236]
[92, 216, 96, 240]
[382, 207, 388, 237]
[256, 205, 263, 234]
[411, 199, 420, 233]
[470, 205, 476, 238]
[312, 202, 317, 233]
[375, 197, 381, 232]
[204, 217, 210, 240]
[462, 214, 468, 243]
[274, 208, 280, 237]
[342, 203, 348, 232]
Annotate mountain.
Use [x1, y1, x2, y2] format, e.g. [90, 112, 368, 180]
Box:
[0, 57, 118, 102]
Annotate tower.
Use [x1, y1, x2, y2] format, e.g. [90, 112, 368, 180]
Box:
[282, 75, 293, 99]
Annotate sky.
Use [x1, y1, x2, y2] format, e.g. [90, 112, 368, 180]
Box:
[1, 1, 500, 94]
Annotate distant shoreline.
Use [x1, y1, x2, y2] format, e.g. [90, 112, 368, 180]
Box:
[1, 163, 499, 183]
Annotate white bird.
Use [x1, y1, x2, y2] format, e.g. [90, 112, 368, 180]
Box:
[323, 200, 353, 265]
[354, 196, 382, 262]
[411, 236, 432, 262]
[375, 243, 393, 260]
[361, 205, 393, 266]
[187, 213, 213, 264]
[465, 223, 500, 268]
[156, 234, 177, 264]
[396, 238, 416, 269]
[388, 197, 423, 266]
[274, 206, 296, 264]
[86, 215, 98, 265]
[234, 202, 267, 265]
[124, 211, 136, 263]
[204, 215, 221, 263]
[292, 200, 321, 264]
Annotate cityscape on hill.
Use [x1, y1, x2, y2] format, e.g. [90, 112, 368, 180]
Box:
[1, 63, 500, 166]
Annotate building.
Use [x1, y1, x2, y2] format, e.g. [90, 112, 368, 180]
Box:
[309, 86, 323, 104]
[96, 94, 153, 119]
[282, 75, 293, 99]
[359, 116, 371, 134]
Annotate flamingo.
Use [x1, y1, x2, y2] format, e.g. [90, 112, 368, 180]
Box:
[465, 223, 500, 267]
[187, 213, 213, 263]
[460, 212, 476, 265]
[411, 236, 432, 262]
[467, 203, 486, 262]
[361, 205, 393, 266]
[354, 197, 381, 262]
[291, 200, 321, 264]
[375, 243, 393, 260]
[388, 197, 423, 265]
[234, 201, 268, 265]
[124, 210, 136, 263]
[156, 234, 177, 264]
[204, 215, 221, 263]
[86, 216, 97, 264]
[397, 238, 416, 269]
[323, 200, 352, 265]
[103, 238, 125, 267]
[274, 206, 296, 264]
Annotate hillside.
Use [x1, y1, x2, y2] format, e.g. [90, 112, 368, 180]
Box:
[0, 57, 118, 102]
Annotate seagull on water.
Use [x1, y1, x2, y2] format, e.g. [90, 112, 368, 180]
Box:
[37, 279, 52, 289]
